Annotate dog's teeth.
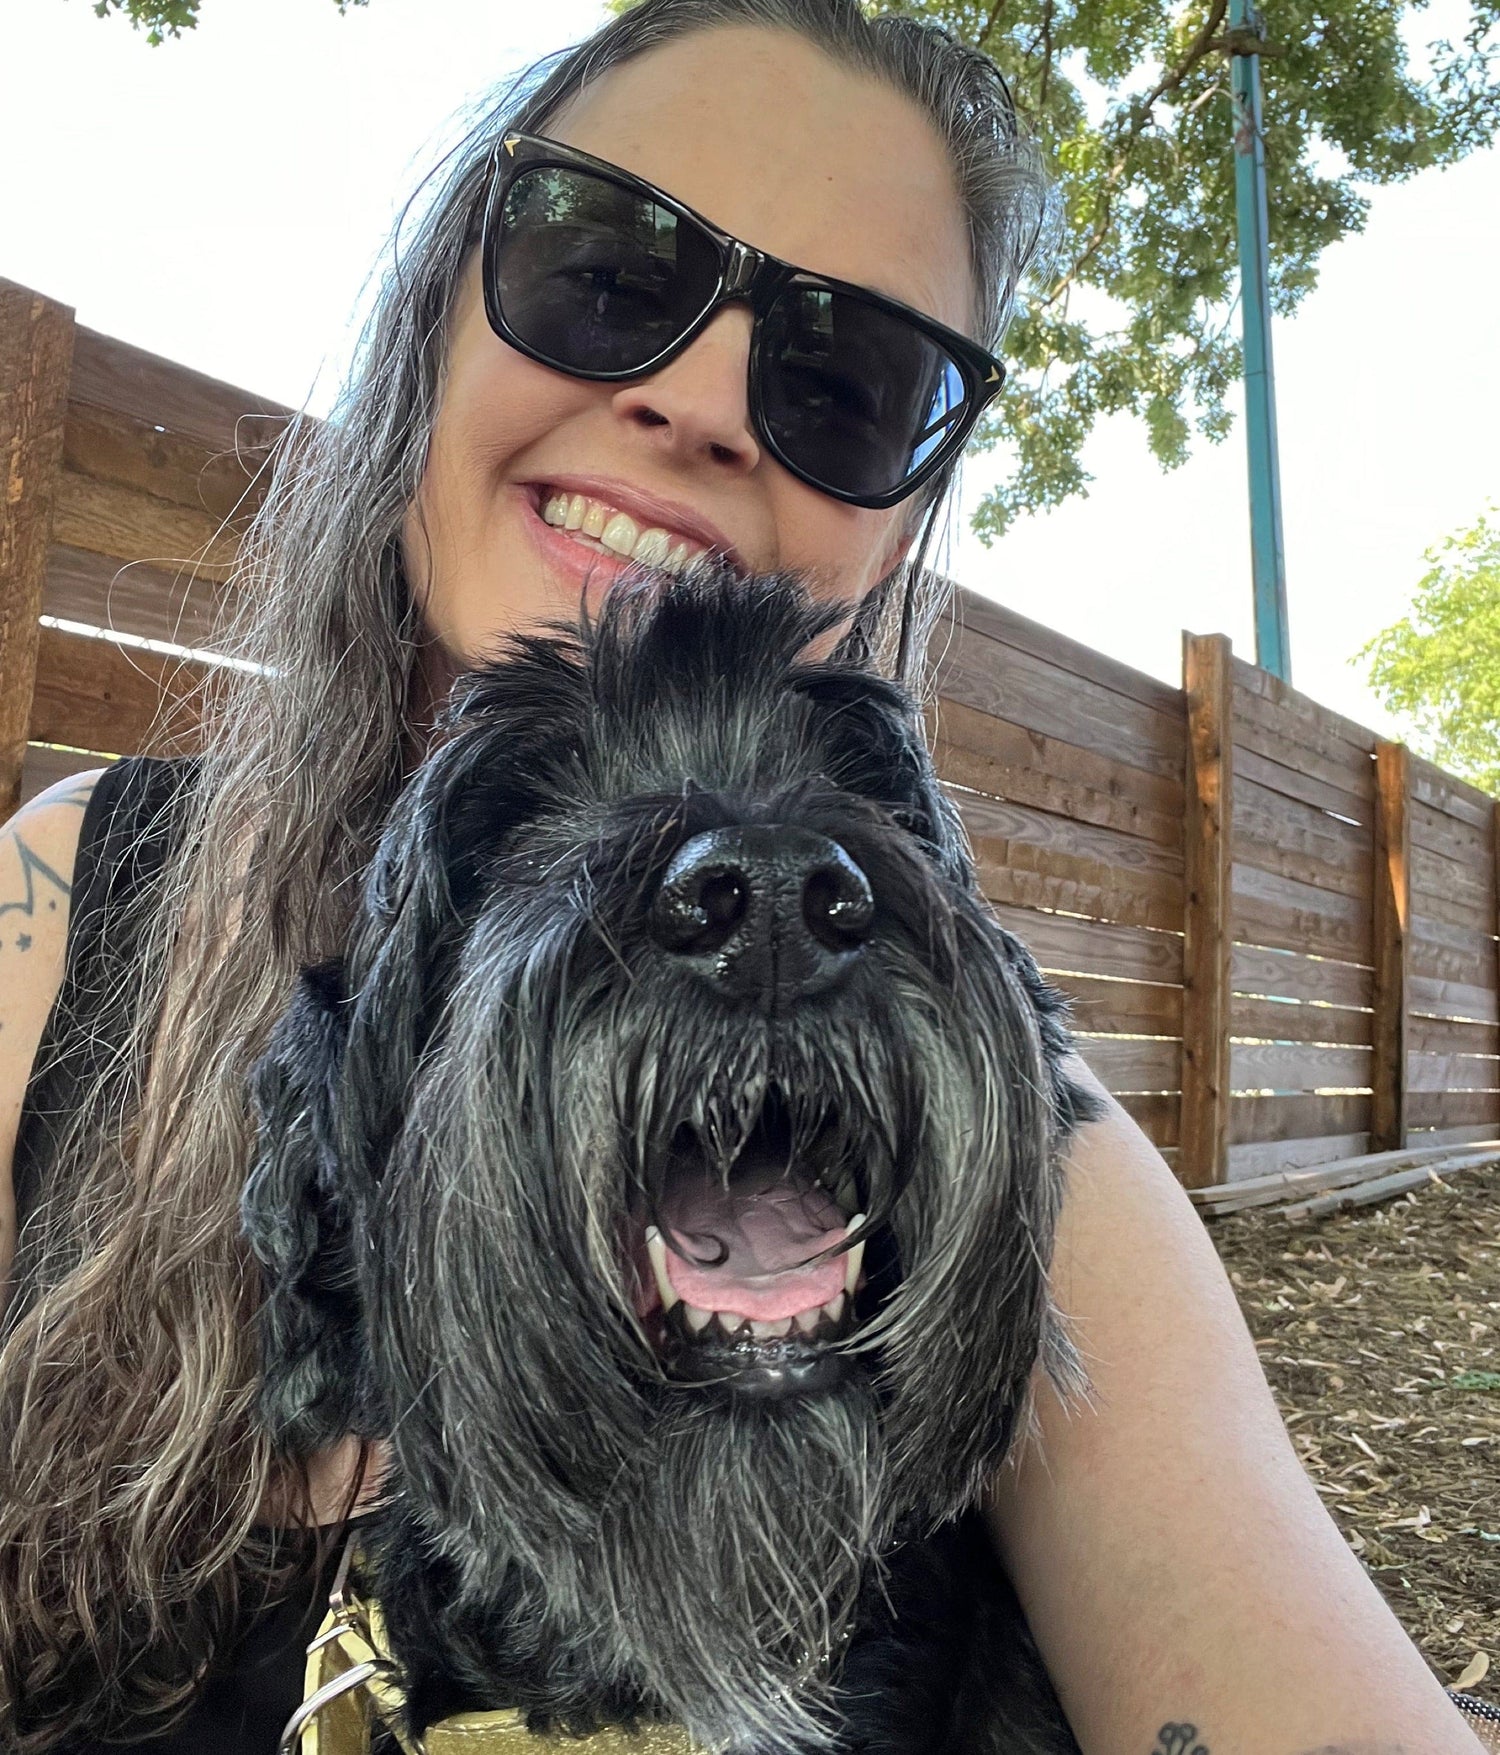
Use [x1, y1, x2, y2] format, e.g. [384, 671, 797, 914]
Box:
[750, 1317, 792, 1339]
[843, 1216, 867, 1296]
[644, 1227, 680, 1311]
[793, 1309, 821, 1335]
[821, 1291, 846, 1326]
[684, 1304, 713, 1333]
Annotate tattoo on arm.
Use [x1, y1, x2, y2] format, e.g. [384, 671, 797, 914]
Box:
[1154, 1727, 1209, 1755]
[0, 782, 91, 953]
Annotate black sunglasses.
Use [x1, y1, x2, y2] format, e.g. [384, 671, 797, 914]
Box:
[478, 133, 1007, 511]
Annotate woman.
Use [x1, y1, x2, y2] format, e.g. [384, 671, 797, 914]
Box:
[0, 1, 1488, 1751]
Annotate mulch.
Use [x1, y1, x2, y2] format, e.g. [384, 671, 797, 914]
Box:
[1205, 1157, 1500, 1699]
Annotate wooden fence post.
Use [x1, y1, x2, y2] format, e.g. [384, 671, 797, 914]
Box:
[0, 279, 76, 821]
[1180, 633, 1234, 1189]
[1371, 740, 1411, 1151]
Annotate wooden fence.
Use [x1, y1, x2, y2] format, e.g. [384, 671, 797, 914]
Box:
[3, 275, 1497, 1189]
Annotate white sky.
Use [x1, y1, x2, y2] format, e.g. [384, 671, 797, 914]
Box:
[4, 0, 1497, 738]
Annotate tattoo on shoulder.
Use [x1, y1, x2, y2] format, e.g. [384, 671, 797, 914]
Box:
[0, 784, 92, 947]
[1152, 1727, 1416, 1755]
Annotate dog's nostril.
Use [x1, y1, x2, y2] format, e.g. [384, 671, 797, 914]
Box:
[802, 855, 874, 952]
[651, 826, 874, 1002]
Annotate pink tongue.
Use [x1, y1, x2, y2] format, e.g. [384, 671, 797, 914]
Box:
[657, 1170, 850, 1321]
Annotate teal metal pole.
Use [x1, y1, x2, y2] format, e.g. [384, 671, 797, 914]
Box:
[1228, 0, 1291, 681]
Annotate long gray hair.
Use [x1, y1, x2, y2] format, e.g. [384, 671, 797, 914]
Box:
[0, 2, 1053, 1746]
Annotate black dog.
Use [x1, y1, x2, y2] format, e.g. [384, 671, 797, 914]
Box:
[243, 570, 1097, 1754]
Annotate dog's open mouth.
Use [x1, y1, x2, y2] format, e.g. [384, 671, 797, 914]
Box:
[626, 1099, 872, 1397]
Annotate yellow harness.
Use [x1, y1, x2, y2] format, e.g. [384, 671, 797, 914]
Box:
[278, 1535, 700, 1755]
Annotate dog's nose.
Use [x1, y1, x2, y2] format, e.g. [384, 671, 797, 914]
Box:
[649, 825, 874, 1004]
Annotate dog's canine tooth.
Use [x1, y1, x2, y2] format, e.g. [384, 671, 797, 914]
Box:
[750, 1317, 792, 1339]
[683, 1304, 713, 1333]
[644, 1226, 680, 1310]
[793, 1309, 821, 1335]
[842, 1218, 867, 1296]
[820, 1291, 846, 1326]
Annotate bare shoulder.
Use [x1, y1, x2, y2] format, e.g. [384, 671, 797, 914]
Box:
[0, 768, 108, 1290]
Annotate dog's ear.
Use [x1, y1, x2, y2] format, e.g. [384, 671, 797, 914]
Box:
[241, 957, 368, 1452]
[794, 667, 974, 887]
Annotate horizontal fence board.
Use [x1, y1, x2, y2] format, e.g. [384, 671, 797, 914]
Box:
[17, 742, 113, 809]
[1411, 840, 1496, 915]
[988, 903, 1183, 986]
[1407, 1122, 1500, 1148]
[1230, 1041, 1372, 1092]
[1410, 972, 1500, 1024]
[1408, 1090, 1500, 1129]
[1410, 922, 1498, 990]
[1233, 774, 1371, 900]
[1230, 994, 1372, 1046]
[1230, 942, 1373, 1009]
[70, 323, 295, 456]
[929, 696, 1182, 841]
[943, 588, 1184, 717]
[1226, 1132, 1371, 1182]
[1229, 1092, 1370, 1145]
[1410, 796, 1491, 866]
[1053, 972, 1183, 1037]
[1409, 1013, 1500, 1059]
[1071, 1034, 1182, 1092]
[1231, 655, 1379, 756]
[933, 628, 1184, 785]
[29, 625, 205, 755]
[1113, 1091, 1180, 1147]
[1407, 1052, 1499, 1093]
[1235, 742, 1371, 827]
[43, 542, 228, 650]
[1407, 872, 1498, 937]
[960, 794, 1183, 933]
[1409, 753, 1495, 832]
[63, 400, 273, 526]
[1232, 861, 1372, 963]
[52, 467, 238, 583]
[1231, 698, 1374, 809]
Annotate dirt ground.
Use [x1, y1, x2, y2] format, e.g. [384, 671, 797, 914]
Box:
[1205, 1157, 1500, 1701]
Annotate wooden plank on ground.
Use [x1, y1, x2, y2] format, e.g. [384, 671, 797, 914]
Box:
[1229, 1041, 1372, 1093]
[988, 903, 1183, 986]
[1198, 1138, 1483, 1205]
[1371, 742, 1411, 1152]
[1054, 973, 1183, 1038]
[1071, 1034, 1181, 1092]
[1235, 742, 1371, 827]
[1232, 861, 1371, 963]
[28, 623, 205, 755]
[69, 323, 295, 456]
[0, 280, 76, 819]
[1180, 632, 1233, 1189]
[1229, 1092, 1370, 1145]
[1279, 1150, 1499, 1221]
[932, 626, 1184, 785]
[1231, 942, 1373, 1009]
[1231, 994, 1372, 1047]
[43, 542, 228, 650]
[929, 696, 1182, 840]
[1224, 1132, 1370, 1183]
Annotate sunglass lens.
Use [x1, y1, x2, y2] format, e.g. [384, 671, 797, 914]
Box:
[495, 166, 721, 373]
[759, 285, 970, 501]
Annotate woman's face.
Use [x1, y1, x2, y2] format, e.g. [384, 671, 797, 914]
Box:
[403, 24, 974, 683]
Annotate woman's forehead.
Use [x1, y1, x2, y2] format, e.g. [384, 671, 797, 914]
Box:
[542, 25, 974, 335]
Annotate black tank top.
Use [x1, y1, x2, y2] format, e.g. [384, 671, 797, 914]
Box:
[11, 755, 346, 1753]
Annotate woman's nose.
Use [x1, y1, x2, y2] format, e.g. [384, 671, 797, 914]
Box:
[609, 304, 762, 474]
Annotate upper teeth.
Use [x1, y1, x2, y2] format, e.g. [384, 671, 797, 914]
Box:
[541, 491, 713, 577]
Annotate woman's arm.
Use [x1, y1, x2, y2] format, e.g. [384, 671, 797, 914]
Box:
[986, 1059, 1485, 1755]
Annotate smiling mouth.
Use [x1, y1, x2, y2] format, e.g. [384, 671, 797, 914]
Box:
[533, 484, 717, 579]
